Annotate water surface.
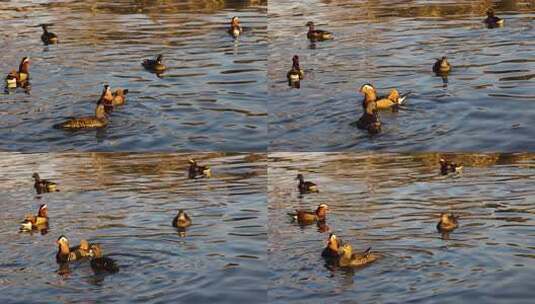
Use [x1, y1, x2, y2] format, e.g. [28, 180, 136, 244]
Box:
[269, 0, 535, 151]
[268, 152, 535, 303]
[0, 152, 267, 303]
[0, 0, 267, 151]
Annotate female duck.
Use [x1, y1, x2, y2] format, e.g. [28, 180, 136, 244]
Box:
[306, 21, 333, 41]
[288, 203, 328, 225]
[5, 57, 30, 88]
[56, 236, 100, 263]
[172, 209, 192, 228]
[188, 159, 211, 179]
[484, 9, 504, 28]
[356, 99, 381, 134]
[20, 204, 48, 231]
[433, 56, 451, 75]
[287, 55, 304, 83]
[338, 243, 378, 267]
[437, 213, 459, 232]
[54, 86, 110, 129]
[228, 16, 243, 38]
[33, 173, 58, 193]
[296, 173, 318, 193]
[89, 245, 120, 273]
[439, 158, 463, 175]
[41, 24, 58, 45]
[142, 54, 166, 72]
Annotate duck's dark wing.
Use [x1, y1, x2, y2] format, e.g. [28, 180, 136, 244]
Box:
[91, 256, 119, 273]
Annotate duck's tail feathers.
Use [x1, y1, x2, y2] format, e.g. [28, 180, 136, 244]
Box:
[287, 213, 297, 221]
[398, 91, 411, 105]
[363, 247, 372, 255]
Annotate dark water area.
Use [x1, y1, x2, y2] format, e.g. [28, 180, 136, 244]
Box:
[268, 152, 535, 303]
[269, 0, 535, 151]
[0, 0, 267, 152]
[0, 152, 267, 303]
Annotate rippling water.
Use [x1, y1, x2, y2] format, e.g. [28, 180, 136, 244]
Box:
[0, 0, 267, 151]
[269, 0, 535, 151]
[0, 152, 267, 303]
[268, 152, 535, 303]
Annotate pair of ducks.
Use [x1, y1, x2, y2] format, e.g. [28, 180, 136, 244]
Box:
[356, 83, 409, 134]
[54, 84, 128, 129]
[56, 235, 119, 273]
[285, 21, 333, 86]
[305, 8, 503, 42]
[21, 173, 58, 232]
[322, 234, 378, 267]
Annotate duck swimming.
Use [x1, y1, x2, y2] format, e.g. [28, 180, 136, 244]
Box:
[338, 243, 378, 267]
[5, 57, 30, 88]
[433, 56, 451, 75]
[287, 55, 304, 83]
[56, 235, 100, 263]
[188, 159, 211, 179]
[228, 16, 243, 38]
[296, 174, 319, 193]
[360, 83, 408, 111]
[484, 9, 504, 28]
[101, 87, 129, 112]
[439, 158, 463, 175]
[172, 209, 192, 228]
[110, 89, 129, 106]
[20, 204, 48, 231]
[321, 233, 341, 260]
[437, 213, 459, 233]
[88, 245, 119, 274]
[41, 24, 58, 45]
[288, 203, 328, 225]
[356, 99, 381, 134]
[142, 54, 166, 72]
[306, 21, 333, 41]
[54, 86, 109, 129]
[33, 173, 58, 193]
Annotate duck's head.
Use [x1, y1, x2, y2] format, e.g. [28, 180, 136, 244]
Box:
[231, 16, 240, 26]
[32, 172, 40, 180]
[440, 213, 457, 224]
[41, 24, 49, 31]
[306, 21, 315, 28]
[177, 209, 188, 220]
[56, 235, 69, 247]
[38, 204, 48, 217]
[156, 54, 163, 64]
[115, 89, 129, 96]
[326, 233, 340, 250]
[439, 56, 449, 66]
[359, 83, 375, 95]
[340, 243, 352, 256]
[99, 84, 112, 101]
[295, 174, 304, 181]
[79, 239, 89, 251]
[316, 203, 329, 216]
[486, 9, 495, 17]
[19, 57, 30, 72]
